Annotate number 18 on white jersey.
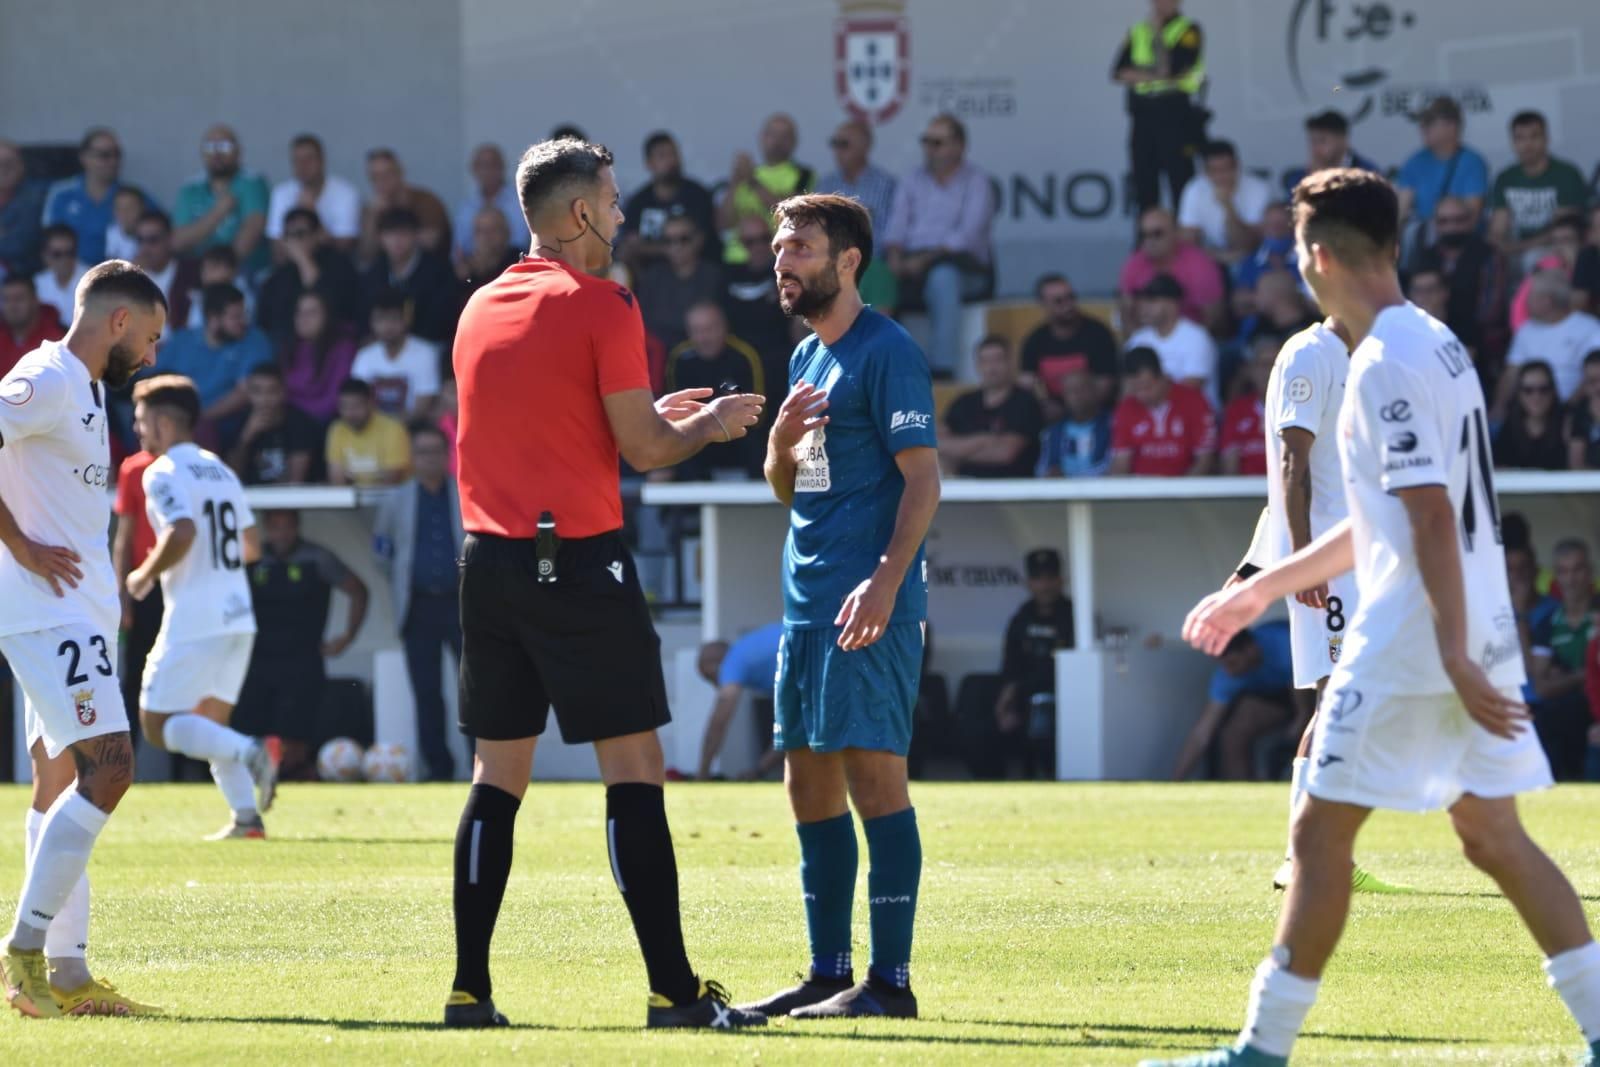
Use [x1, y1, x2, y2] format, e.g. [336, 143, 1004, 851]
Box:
[142, 442, 257, 643]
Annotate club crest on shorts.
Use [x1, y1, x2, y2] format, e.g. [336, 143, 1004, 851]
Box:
[1327, 634, 1342, 664]
[73, 688, 96, 726]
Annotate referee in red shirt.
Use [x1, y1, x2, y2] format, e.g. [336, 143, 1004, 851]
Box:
[444, 137, 766, 1030]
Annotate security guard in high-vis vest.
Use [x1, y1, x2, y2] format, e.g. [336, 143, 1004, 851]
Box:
[1112, 0, 1206, 212]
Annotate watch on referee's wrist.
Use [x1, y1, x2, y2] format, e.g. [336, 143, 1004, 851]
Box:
[1234, 563, 1262, 581]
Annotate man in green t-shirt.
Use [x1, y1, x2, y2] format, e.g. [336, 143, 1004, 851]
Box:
[1530, 537, 1599, 779]
[1489, 110, 1588, 258]
[716, 113, 813, 265]
[173, 124, 270, 278]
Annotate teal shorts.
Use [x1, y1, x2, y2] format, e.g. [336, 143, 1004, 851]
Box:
[774, 622, 923, 756]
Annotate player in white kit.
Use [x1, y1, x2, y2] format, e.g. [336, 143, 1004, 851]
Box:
[1230, 320, 1408, 895]
[1146, 171, 1600, 1067]
[0, 262, 166, 1018]
[126, 374, 275, 840]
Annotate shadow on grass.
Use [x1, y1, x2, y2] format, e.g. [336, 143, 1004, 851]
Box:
[944, 1018, 1480, 1045]
[276, 837, 454, 846]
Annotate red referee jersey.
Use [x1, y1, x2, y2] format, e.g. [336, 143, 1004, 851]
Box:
[453, 257, 652, 539]
[113, 450, 158, 566]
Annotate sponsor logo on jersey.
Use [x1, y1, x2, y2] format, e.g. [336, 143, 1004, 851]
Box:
[1326, 687, 1362, 723]
[1316, 754, 1344, 768]
[1379, 400, 1412, 422]
[0, 379, 34, 406]
[1387, 431, 1417, 453]
[1287, 376, 1314, 403]
[607, 561, 624, 584]
[1384, 455, 1433, 472]
[890, 409, 931, 433]
[73, 688, 96, 726]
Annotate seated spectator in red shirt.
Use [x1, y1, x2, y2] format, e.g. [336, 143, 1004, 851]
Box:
[1109, 345, 1216, 476]
[1219, 336, 1274, 475]
[225, 361, 324, 485]
[0, 275, 64, 376]
[1019, 272, 1119, 411]
[938, 335, 1044, 478]
[1119, 207, 1225, 333]
[359, 148, 452, 262]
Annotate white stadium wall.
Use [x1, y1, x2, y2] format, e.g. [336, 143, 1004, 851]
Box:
[5, 1, 1600, 294]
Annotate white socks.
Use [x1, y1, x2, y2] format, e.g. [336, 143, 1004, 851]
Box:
[1239, 947, 1320, 1058]
[210, 760, 257, 818]
[1285, 758, 1309, 859]
[10, 792, 107, 952]
[1547, 941, 1600, 1042]
[24, 809, 90, 962]
[163, 714, 252, 764]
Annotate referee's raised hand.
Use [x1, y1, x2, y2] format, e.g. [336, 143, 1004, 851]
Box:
[705, 392, 764, 440]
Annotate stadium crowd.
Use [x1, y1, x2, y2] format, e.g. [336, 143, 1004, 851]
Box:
[5, 46, 1600, 784]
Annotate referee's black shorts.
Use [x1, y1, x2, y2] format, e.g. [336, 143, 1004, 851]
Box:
[457, 530, 670, 744]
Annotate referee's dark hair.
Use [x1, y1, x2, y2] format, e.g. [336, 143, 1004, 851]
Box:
[1122, 345, 1164, 378]
[79, 260, 168, 315]
[1292, 167, 1399, 268]
[515, 138, 615, 228]
[772, 193, 873, 284]
[131, 373, 201, 429]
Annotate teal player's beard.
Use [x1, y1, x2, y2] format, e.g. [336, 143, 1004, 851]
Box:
[103, 339, 144, 389]
[779, 261, 843, 319]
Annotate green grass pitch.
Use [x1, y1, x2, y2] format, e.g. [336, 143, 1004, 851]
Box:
[1, 781, 1596, 1064]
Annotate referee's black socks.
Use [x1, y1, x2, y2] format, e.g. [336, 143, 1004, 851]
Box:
[606, 783, 700, 1005]
[452, 783, 521, 1001]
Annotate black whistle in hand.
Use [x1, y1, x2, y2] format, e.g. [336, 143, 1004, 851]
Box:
[535, 510, 560, 584]
[716, 380, 741, 397]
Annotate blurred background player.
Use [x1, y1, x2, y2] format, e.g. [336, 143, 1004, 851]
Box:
[1230, 317, 1409, 894]
[746, 193, 940, 1020]
[1, 262, 164, 1018]
[694, 621, 784, 781]
[1160, 170, 1600, 1067]
[125, 374, 277, 840]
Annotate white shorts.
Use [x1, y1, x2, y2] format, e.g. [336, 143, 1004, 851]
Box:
[1306, 673, 1554, 812]
[1287, 571, 1359, 689]
[3, 622, 130, 760]
[140, 631, 255, 712]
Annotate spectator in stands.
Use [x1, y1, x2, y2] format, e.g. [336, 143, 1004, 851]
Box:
[1565, 350, 1600, 470]
[1574, 204, 1600, 312]
[280, 289, 358, 422]
[359, 148, 451, 261]
[373, 421, 464, 781]
[1414, 195, 1511, 365]
[257, 207, 363, 345]
[185, 245, 253, 330]
[453, 143, 529, 261]
[1172, 621, 1295, 780]
[717, 113, 813, 264]
[236, 508, 369, 780]
[437, 375, 458, 476]
[226, 361, 321, 485]
[266, 133, 362, 253]
[1489, 110, 1588, 261]
[1282, 110, 1381, 195]
[42, 127, 129, 264]
[1037, 367, 1112, 478]
[0, 139, 45, 276]
[1497, 270, 1600, 418]
[984, 548, 1073, 779]
[155, 283, 268, 426]
[1407, 266, 1451, 323]
[173, 123, 270, 277]
[326, 377, 410, 487]
[1510, 215, 1589, 329]
[721, 214, 795, 375]
[884, 112, 996, 378]
[362, 207, 459, 346]
[33, 224, 88, 326]
[0, 275, 63, 377]
[1234, 269, 1316, 360]
[1219, 335, 1273, 475]
[1118, 206, 1224, 331]
[817, 120, 896, 232]
[104, 185, 146, 262]
[455, 207, 518, 292]
[619, 131, 717, 272]
[636, 215, 723, 354]
[1233, 202, 1300, 308]
[662, 302, 763, 480]
[1110, 345, 1215, 476]
[694, 622, 784, 782]
[1019, 273, 1119, 410]
[132, 209, 197, 330]
[937, 335, 1043, 478]
[1493, 360, 1567, 470]
[1125, 273, 1217, 401]
[1398, 96, 1490, 249]
[1177, 140, 1271, 265]
[1529, 538, 1598, 780]
[351, 288, 441, 418]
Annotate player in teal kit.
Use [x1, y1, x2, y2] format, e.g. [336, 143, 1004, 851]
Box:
[744, 193, 941, 1020]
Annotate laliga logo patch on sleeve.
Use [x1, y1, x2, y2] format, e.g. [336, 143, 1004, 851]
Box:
[1287, 377, 1313, 403]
